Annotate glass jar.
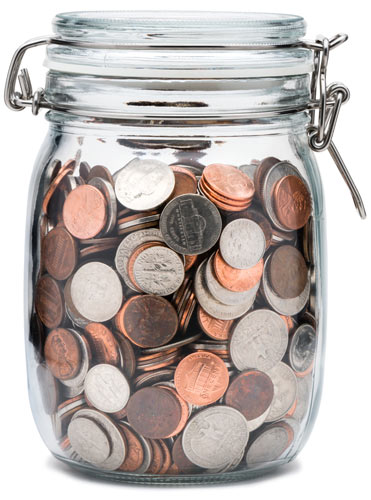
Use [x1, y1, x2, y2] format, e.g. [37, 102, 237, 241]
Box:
[5, 11, 365, 484]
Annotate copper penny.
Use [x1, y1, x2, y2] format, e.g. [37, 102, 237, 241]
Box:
[44, 328, 81, 380]
[112, 331, 137, 378]
[268, 245, 308, 299]
[63, 184, 107, 239]
[147, 439, 164, 474]
[157, 386, 189, 437]
[116, 295, 178, 348]
[273, 175, 312, 230]
[84, 323, 120, 366]
[118, 424, 145, 472]
[200, 177, 251, 207]
[197, 307, 233, 340]
[174, 351, 229, 406]
[169, 166, 198, 199]
[42, 162, 75, 214]
[184, 254, 197, 272]
[158, 439, 172, 474]
[213, 250, 263, 292]
[126, 387, 182, 439]
[203, 163, 255, 201]
[35, 275, 64, 328]
[172, 434, 199, 474]
[225, 370, 274, 421]
[42, 226, 78, 280]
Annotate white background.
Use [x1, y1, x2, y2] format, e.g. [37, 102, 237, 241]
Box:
[1, 1, 370, 499]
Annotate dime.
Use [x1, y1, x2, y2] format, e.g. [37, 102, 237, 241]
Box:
[174, 352, 229, 406]
[225, 370, 274, 422]
[115, 158, 175, 210]
[133, 246, 185, 296]
[71, 262, 123, 322]
[289, 324, 316, 376]
[273, 174, 312, 230]
[205, 254, 259, 306]
[182, 406, 249, 469]
[126, 387, 182, 439]
[265, 362, 298, 422]
[116, 295, 178, 348]
[160, 193, 222, 255]
[230, 309, 288, 372]
[84, 364, 130, 413]
[115, 228, 164, 291]
[213, 250, 263, 292]
[42, 226, 78, 280]
[44, 328, 81, 380]
[68, 416, 111, 465]
[127, 241, 165, 291]
[219, 219, 265, 270]
[195, 261, 254, 320]
[246, 421, 294, 467]
[197, 307, 234, 340]
[35, 275, 64, 329]
[268, 245, 308, 299]
[71, 408, 126, 470]
[63, 184, 107, 239]
[202, 163, 255, 201]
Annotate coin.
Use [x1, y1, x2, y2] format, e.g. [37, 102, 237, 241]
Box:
[292, 374, 312, 421]
[182, 406, 249, 469]
[115, 158, 175, 210]
[160, 193, 222, 255]
[127, 241, 165, 291]
[197, 307, 234, 340]
[87, 165, 114, 187]
[246, 421, 294, 467]
[172, 434, 200, 474]
[133, 246, 185, 296]
[71, 408, 126, 470]
[195, 261, 254, 320]
[225, 370, 274, 422]
[254, 156, 280, 201]
[268, 245, 308, 299]
[230, 309, 288, 372]
[63, 184, 107, 239]
[35, 275, 64, 329]
[213, 250, 263, 292]
[79, 161, 91, 181]
[42, 226, 78, 281]
[220, 219, 265, 270]
[44, 328, 81, 380]
[174, 352, 229, 406]
[71, 262, 123, 322]
[88, 176, 117, 235]
[59, 329, 90, 388]
[118, 423, 145, 473]
[289, 324, 316, 376]
[273, 175, 312, 230]
[169, 166, 198, 199]
[83, 323, 120, 366]
[116, 295, 178, 348]
[36, 363, 59, 415]
[202, 163, 255, 202]
[126, 387, 182, 439]
[112, 331, 137, 378]
[68, 416, 111, 465]
[42, 161, 75, 215]
[265, 362, 298, 422]
[84, 364, 130, 413]
[239, 163, 258, 179]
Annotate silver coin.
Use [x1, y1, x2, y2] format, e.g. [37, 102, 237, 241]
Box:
[239, 163, 258, 179]
[84, 364, 130, 414]
[182, 406, 249, 469]
[289, 324, 316, 375]
[262, 161, 306, 231]
[134, 369, 176, 389]
[68, 417, 111, 466]
[219, 219, 265, 270]
[72, 408, 126, 470]
[160, 193, 222, 255]
[246, 422, 294, 467]
[141, 333, 201, 355]
[195, 261, 254, 320]
[265, 362, 298, 423]
[206, 447, 245, 474]
[115, 228, 164, 291]
[59, 329, 90, 388]
[64, 276, 90, 328]
[115, 158, 175, 210]
[117, 214, 160, 231]
[133, 246, 184, 296]
[71, 262, 123, 322]
[57, 396, 86, 419]
[205, 254, 259, 306]
[61, 384, 84, 399]
[262, 255, 310, 316]
[88, 177, 117, 236]
[230, 309, 288, 372]
[293, 374, 312, 422]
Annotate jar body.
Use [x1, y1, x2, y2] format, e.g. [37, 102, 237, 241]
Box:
[25, 111, 326, 483]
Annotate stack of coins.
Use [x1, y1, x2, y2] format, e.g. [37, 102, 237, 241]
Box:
[32, 155, 316, 474]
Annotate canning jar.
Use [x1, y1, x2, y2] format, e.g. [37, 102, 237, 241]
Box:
[5, 11, 366, 484]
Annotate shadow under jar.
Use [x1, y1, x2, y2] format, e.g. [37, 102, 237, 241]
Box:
[15, 11, 334, 484]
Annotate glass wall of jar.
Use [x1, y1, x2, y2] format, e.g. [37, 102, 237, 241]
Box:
[23, 12, 325, 483]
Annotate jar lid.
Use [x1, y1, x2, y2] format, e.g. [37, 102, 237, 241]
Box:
[46, 11, 313, 78]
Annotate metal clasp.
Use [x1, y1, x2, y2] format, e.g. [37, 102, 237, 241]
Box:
[304, 34, 366, 219]
[4, 36, 49, 115]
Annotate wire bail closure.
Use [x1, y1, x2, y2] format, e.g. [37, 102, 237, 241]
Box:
[4, 33, 366, 218]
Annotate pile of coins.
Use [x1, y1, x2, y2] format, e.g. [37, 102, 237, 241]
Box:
[32, 155, 316, 475]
